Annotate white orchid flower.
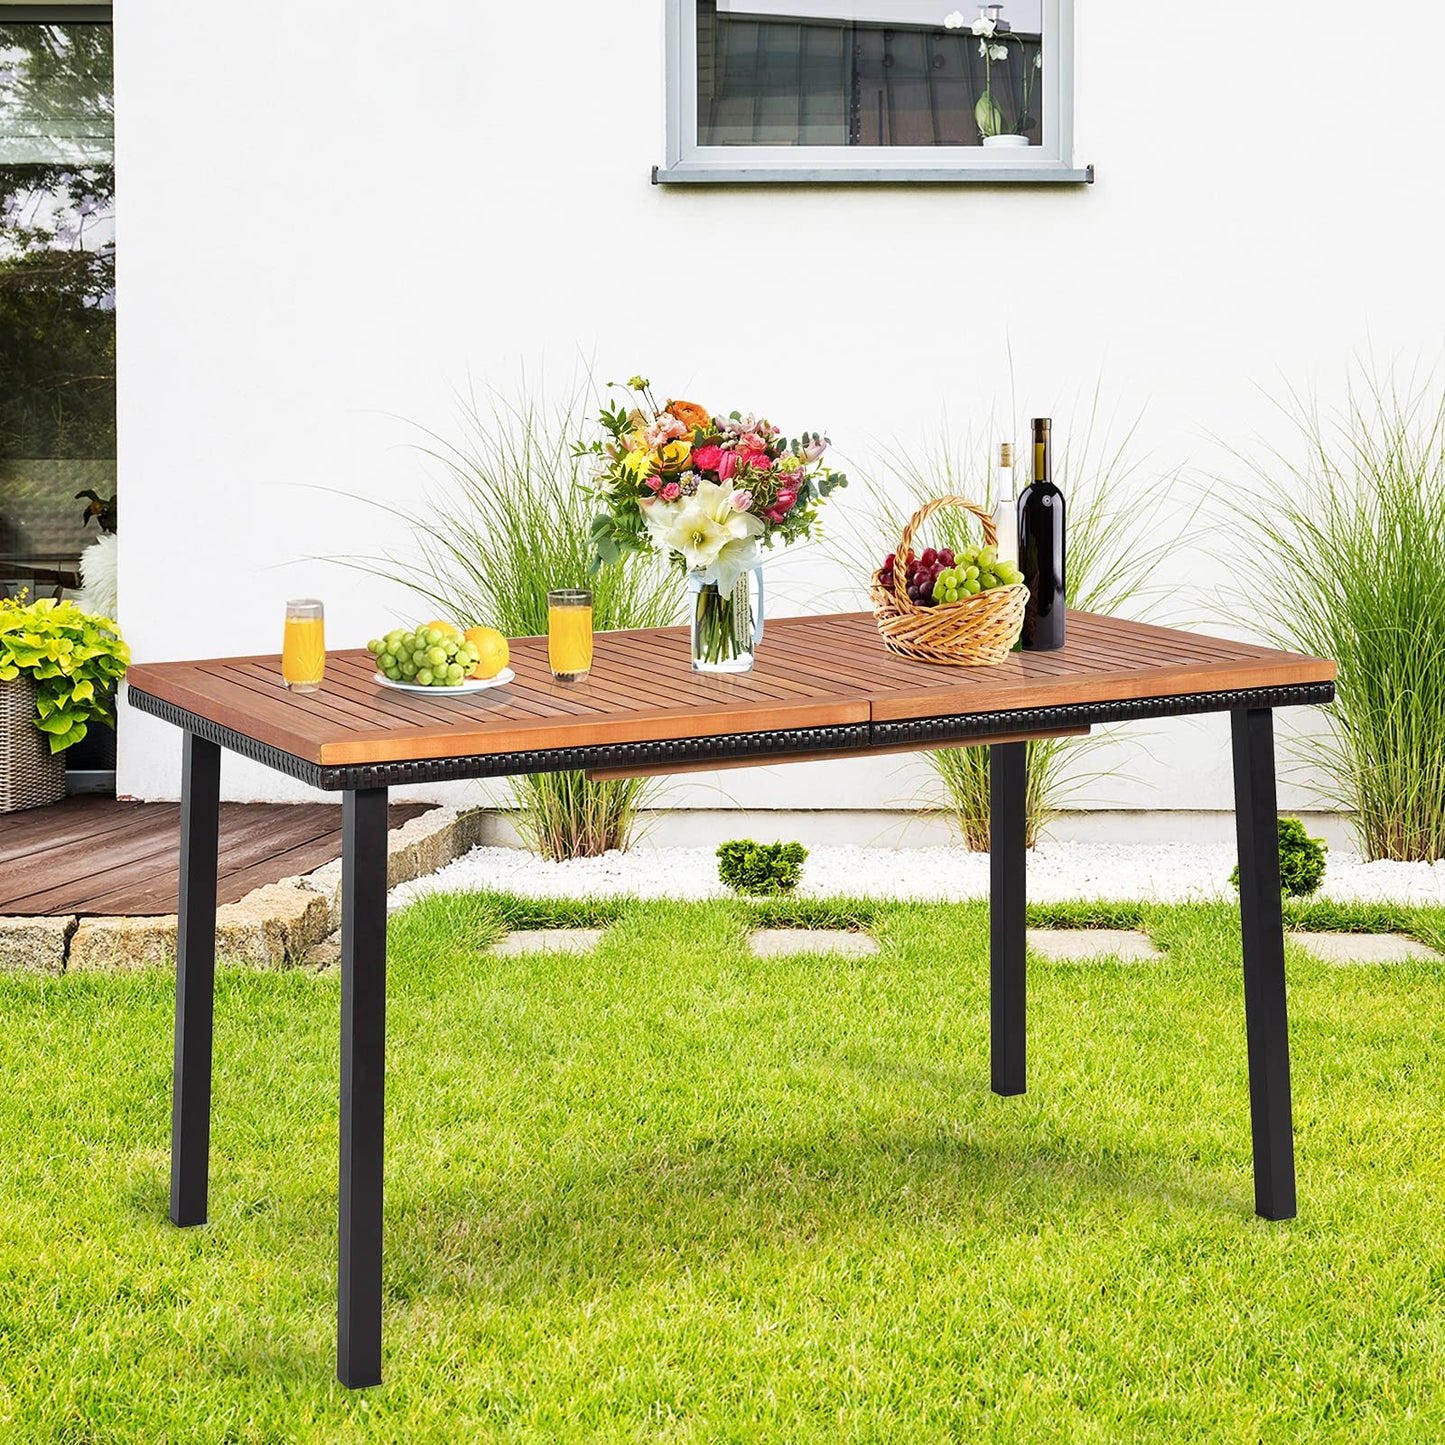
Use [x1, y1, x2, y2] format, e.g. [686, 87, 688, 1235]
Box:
[943, 9, 966, 27]
[978, 37, 988, 56]
[1035, 51, 1043, 67]
[989, 42, 1009, 60]
[971, 16, 996, 36]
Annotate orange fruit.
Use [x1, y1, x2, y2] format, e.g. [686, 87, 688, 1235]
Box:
[424, 619, 462, 639]
[464, 626, 509, 680]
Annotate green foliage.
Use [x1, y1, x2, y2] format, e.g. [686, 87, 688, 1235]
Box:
[1025, 900, 1147, 930]
[1225, 367, 1445, 860]
[0, 27, 116, 462]
[717, 838, 808, 895]
[1228, 816, 1328, 899]
[0, 592, 127, 751]
[344, 383, 679, 860]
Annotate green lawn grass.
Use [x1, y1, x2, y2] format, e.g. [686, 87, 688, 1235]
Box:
[2, 893, 1443, 1443]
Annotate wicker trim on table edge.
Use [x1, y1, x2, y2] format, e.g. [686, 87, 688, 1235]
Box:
[128, 681, 1335, 792]
[125, 689, 874, 790]
[869, 682, 1337, 748]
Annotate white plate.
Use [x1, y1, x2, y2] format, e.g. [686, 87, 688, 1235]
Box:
[373, 667, 514, 695]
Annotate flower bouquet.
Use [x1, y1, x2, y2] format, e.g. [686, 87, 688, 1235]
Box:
[585, 377, 846, 672]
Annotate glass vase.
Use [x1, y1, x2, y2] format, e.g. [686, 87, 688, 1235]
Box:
[689, 569, 764, 674]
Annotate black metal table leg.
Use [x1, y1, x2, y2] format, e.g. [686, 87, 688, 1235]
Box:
[990, 741, 1028, 1096]
[337, 786, 389, 1389]
[171, 731, 221, 1227]
[1230, 708, 1297, 1221]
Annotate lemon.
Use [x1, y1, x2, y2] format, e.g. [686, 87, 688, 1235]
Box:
[464, 626, 509, 680]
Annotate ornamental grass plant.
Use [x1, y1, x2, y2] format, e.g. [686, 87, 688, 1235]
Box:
[361, 385, 679, 860]
[1226, 368, 1445, 861]
[841, 392, 1183, 848]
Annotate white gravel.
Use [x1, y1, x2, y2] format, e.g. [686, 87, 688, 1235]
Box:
[390, 840, 1445, 909]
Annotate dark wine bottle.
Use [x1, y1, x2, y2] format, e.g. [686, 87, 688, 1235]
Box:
[1018, 417, 1066, 651]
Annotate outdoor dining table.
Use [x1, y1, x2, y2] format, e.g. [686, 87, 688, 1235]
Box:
[126, 609, 1337, 1389]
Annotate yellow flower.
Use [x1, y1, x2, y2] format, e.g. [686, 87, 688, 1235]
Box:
[624, 447, 653, 477]
[656, 439, 692, 472]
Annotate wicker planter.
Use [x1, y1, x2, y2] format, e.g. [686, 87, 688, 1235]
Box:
[1, 675, 66, 813]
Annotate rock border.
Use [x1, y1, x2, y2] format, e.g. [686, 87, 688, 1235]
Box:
[2, 806, 486, 974]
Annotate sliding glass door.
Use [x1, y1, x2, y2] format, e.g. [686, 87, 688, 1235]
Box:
[0, 11, 114, 601]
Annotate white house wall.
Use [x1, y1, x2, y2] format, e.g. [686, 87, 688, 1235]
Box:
[114, 1, 1444, 811]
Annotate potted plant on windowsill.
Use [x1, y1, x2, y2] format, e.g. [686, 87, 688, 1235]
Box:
[944, 7, 1041, 147]
[0, 591, 129, 812]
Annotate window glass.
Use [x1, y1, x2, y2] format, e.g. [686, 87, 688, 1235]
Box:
[697, 2, 1044, 148]
[0, 21, 114, 600]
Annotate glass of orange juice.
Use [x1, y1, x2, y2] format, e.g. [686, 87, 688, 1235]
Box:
[547, 588, 593, 682]
[281, 598, 326, 692]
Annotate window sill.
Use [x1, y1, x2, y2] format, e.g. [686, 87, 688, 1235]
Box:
[652, 162, 1093, 186]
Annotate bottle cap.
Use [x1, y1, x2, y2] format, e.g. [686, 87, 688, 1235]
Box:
[1031, 417, 1051, 438]
[999, 442, 1013, 466]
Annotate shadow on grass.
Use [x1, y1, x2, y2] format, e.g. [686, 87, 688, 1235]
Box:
[377, 1113, 1248, 1311]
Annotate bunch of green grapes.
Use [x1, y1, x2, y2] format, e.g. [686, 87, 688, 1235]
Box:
[930, 545, 1025, 605]
[367, 626, 480, 687]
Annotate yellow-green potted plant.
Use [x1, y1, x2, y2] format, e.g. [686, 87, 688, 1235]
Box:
[0, 591, 129, 813]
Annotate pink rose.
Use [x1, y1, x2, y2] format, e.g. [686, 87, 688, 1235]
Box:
[643, 415, 688, 448]
[716, 450, 739, 482]
[644, 474, 664, 492]
[660, 481, 681, 501]
[691, 443, 724, 473]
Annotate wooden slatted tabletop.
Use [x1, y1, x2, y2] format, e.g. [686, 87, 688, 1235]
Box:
[124, 610, 1336, 770]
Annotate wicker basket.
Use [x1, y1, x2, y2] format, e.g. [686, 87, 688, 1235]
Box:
[1, 675, 66, 813]
[869, 495, 1028, 667]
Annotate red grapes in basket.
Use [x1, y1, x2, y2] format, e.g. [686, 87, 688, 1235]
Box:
[879, 544, 1023, 606]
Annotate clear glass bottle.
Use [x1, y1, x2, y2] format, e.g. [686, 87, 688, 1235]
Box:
[992, 441, 1018, 568]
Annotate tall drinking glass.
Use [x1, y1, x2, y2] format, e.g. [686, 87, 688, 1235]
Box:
[547, 589, 593, 682]
[282, 598, 326, 692]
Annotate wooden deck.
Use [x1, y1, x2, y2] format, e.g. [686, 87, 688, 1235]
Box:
[0, 796, 433, 917]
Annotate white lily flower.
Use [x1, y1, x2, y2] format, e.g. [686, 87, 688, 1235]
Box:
[642, 479, 763, 578]
[943, 9, 966, 27]
[989, 42, 1009, 60]
[702, 538, 762, 595]
[971, 16, 996, 36]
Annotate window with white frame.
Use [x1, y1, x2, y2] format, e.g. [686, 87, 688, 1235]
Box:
[658, 0, 1087, 184]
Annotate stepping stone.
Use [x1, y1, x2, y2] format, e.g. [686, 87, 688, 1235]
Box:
[492, 928, 603, 957]
[1026, 929, 1163, 961]
[748, 929, 879, 959]
[1292, 932, 1442, 965]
